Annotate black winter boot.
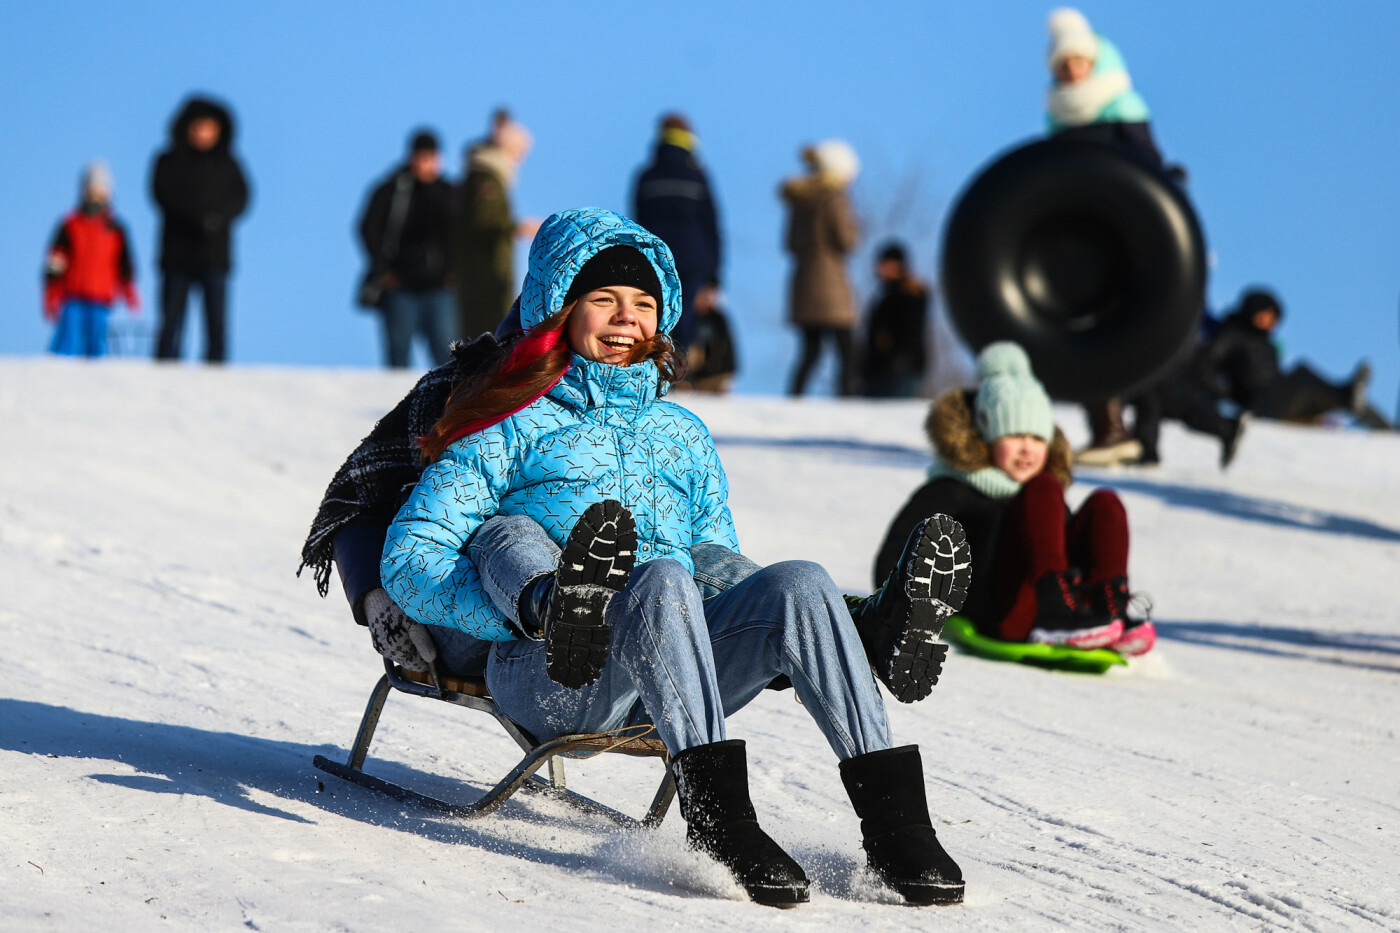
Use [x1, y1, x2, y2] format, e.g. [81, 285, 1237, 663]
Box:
[671, 740, 810, 907]
[847, 514, 970, 703]
[520, 500, 636, 689]
[839, 745, 964, 906]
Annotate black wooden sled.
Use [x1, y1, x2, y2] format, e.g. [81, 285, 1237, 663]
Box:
[314, 659, 676, 827]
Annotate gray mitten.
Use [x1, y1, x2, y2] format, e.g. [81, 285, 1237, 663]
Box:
[362, 588, 438, 673]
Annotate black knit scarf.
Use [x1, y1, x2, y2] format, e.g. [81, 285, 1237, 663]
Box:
[297, 335, 505, 596]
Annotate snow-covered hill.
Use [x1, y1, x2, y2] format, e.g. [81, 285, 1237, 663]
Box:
[3, 358, 1398, 931]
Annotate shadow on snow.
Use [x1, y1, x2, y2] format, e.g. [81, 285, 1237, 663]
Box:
[712, 434, 928, 469]
[1156, 620, 1400, 674]
[0, 697, 692, 889]
[1084, 475, 1400, 544]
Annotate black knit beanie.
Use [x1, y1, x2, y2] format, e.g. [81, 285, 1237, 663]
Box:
[877, 241, 908, 265]
[564, 246, 663, 306]
[1239, 288, 1283, 321]
[409, 129, 440, 154]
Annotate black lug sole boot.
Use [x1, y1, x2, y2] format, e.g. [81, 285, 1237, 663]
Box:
[840, 745, 965, 906]
[671, 740, 810, 907]
[852, 514, 971, 703]
[543, 499, 636, 688]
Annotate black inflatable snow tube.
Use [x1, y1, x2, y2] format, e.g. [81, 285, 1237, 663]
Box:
[941, 138, 1206, 402]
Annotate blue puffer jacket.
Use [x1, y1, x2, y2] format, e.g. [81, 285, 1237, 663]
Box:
[380, 208, 739, 640]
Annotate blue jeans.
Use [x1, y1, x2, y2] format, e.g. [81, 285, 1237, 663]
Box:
[458, 514, 892, 759]
[382, 288, 454, 368]
[50, 299, 111, 357]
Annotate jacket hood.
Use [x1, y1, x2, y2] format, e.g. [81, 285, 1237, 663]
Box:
[925, 388, 1074, 489]
[519, 207, 682, 335]
[169, 96, 236, 152]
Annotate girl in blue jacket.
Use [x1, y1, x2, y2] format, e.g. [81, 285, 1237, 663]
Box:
[381, 208, 967, 908]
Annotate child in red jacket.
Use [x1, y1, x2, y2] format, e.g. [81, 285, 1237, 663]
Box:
[44, 161, 139, 357]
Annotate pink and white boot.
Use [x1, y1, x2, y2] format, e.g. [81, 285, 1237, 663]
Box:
[1092, 577, 1156, 657]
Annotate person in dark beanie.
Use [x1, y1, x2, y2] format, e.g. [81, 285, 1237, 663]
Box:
[358, 129, 457, 368]
[151, 95, 249, 363]
[631, 113, 723, 351]
[1130, 288, 1385, 464]
[861, 242, 929, 398]
[1197, 289, 1375, 423]
[374, 208, 969, 907]
[683, 277, 739, 392]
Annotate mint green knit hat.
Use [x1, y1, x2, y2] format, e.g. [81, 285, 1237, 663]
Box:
[973, 342, 1055, 443]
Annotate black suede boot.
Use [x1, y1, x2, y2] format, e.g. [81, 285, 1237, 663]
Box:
[671, 740, 810, 907]
[847, 514, 970, 703]
[839, 745, 964, 906]
[520, 500, 636, 689]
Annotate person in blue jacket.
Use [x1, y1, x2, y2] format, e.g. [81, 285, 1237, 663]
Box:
[380, 207, 968, 908]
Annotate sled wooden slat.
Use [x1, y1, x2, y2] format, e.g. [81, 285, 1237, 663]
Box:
[314, 658, 675, 827]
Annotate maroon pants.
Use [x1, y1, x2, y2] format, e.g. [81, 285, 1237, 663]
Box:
[992, 472, 1129, 641]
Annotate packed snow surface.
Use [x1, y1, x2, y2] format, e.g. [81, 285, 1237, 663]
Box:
[3, 358, 1398, 931]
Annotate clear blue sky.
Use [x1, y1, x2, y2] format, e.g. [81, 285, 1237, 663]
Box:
[3, 1, 1398, 410]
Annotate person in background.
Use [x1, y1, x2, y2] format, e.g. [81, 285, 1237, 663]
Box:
[358, 129, 456, 369]
[1043, 8, 1164, 464]
[151, 96, 249, 363]
[1044, 7, 1161, 165]
[43, 161, 140, 358]
[683, 278, 738, 392]
[454, 109, 538, 340]
[1130, 288, 1386, 466]
[861, 242, 929, 398]
[876, 342, 1154, 655]
[631, 113, 722, 352]
[783, 139, 861, 397]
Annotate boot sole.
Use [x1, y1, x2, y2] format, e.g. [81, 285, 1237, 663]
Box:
[888, 515, 971, 703]
[545, 500, 636, 689]
[888, 877, 965, 906]
[747, 882, 810, 907]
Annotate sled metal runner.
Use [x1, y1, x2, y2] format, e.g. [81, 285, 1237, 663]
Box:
[314, 659, 675, 827]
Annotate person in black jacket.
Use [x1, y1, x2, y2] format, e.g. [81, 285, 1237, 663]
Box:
[358, 130, 457, 368]
[861, 242, 928, 398]
[631, 114, 721, 350]
[151, 96, 250, 363]
[1130, 288, 1383, 465]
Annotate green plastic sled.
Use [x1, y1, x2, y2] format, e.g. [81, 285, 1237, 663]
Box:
[943, 615, 1128, 674]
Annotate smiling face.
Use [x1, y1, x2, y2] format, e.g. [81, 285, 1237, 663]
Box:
[990, 434, 1049, 483]
[565, 286, 659, 364]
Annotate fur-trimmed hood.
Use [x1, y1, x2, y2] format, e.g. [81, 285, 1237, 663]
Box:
[925, 388, 1073, 489]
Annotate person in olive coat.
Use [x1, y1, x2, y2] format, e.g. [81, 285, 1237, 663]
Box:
[782, 139, 861, 397]
[151, 96, 250, 363]
[454, 109, 537, 340]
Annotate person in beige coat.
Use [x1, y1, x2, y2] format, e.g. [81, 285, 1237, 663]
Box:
[782, 139, 861, 396]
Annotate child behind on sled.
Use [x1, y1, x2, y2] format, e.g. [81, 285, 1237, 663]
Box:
[875, 342, 1154, 655]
